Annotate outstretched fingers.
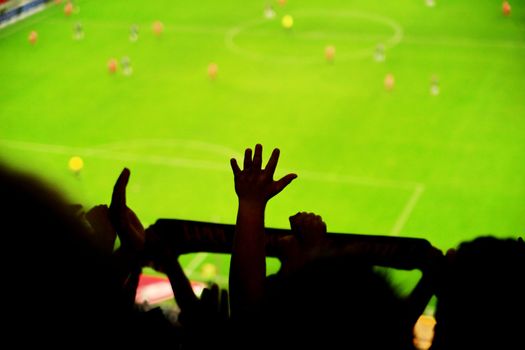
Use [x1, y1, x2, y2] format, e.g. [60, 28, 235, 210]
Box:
[111, 168, 130, 211]
[230, 158, 241, 176]
[252, 144, 263, 170]
[273, 173, 298, 195]
[234, 146, 284, 177]
[265, 148, 280, 177]
[232, 145, 298, 201]
[243, 148, 253, 171]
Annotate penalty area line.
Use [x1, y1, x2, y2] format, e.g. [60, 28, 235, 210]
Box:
[389, 184, 425, 236]
[183, 252, 209, 279]
[0, 139, 421, 190]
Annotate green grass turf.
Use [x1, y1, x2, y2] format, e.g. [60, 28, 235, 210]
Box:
[1, 0, 524, 297]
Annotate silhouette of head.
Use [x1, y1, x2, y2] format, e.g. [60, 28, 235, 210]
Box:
[432, 236, 525, 350]
[262, 253, 415, 349]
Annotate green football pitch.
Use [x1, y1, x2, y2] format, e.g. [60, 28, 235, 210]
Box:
[1, 0, 524, 295]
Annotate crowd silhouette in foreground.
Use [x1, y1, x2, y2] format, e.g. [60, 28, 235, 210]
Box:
[1, 144, 523, 349]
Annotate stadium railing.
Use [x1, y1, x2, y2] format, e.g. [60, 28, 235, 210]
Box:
[0, 0, 49, 28]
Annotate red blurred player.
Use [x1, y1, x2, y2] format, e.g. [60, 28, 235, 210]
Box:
[107, 58, 118, 74]
[208, 63, 218, 80]
[64, 2, 73, 16]
[152, 21, 164, 36]
[384, 73, 395, 91]
[28, 31, 38, 45]
[325, 45, 335, 63]
[502, 1, 511, 16]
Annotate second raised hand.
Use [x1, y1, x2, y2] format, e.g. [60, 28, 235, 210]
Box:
[230, 144, 297, 203]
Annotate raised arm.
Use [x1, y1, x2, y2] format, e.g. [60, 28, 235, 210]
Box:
[108, 168, 146, 304]
[229, 144, 297, 319]
[276, 212, 328, 276]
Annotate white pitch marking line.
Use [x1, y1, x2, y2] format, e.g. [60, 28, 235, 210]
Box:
[0, 139, 231, 172]
[184, 252, 209, 278]
[225, 10, 404, 64]
[298, 169, 419, 190]
[389, 184, 425, 236]
[95, 138, 241, 159]
[401, 35, 525, 50]
[72, 22, 525, 51]
[0, 139, 422, 190]
[0, 139, 426, 237]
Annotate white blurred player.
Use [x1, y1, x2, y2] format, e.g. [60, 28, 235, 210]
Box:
[426, 0, 436, 7]
[264, 4, 276, 19]
[129, 24, 139, 42]
[430, 75, 440, 96]
[73, 21, 84, 40]
[374, 43, 385, 62]
[121, 56, 133, 76]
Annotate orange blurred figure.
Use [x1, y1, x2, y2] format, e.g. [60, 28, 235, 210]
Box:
[64, 2, 73, 16]
[107, 58, 118, 74]
[502, 1, 511, 16]
[413, 315, 436, 350]
[152, 21, 164, 36]
[384, 73, 395, 91]
[278, 0, 287, 6]
[28, 30, 38, 45]
[54, 0, 62, 3]
[325, 45, 335, 62]
[208, 63, 218, 80]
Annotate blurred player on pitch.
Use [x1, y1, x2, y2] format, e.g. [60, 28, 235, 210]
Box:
[264, 4, 276, 19]
[374, 43, 385, 62]
[208, 63, 218, 80]
[121, 56, 133, 76]
[325, 45, 335, 63]
[129, 24, 139, 42]
[384, 73, 395, 91]
[502, 1, 511, 16]
[73, 21, 84, 40]
[430, 75, 440, 96]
